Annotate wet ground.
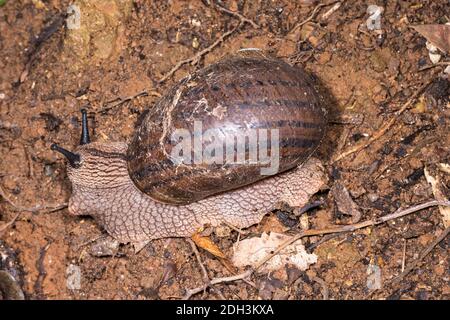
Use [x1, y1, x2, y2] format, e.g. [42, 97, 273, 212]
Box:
[0, 0, 449, 299]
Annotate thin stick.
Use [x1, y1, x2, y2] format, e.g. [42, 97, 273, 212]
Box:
[311, 276, 329, 300]
[224, 221, 248, 235]
[0, 185, 67, 213]
[98, 90, 159, 113]
[158, 0, 262, 84]
[187, 238, 210, 284]
[0, 185, 67, 233]
[418, 61, 450, 72]
[158, 23, 242, 84]
[391, 227, 449, 285]
[212, 2, 259, 29]
[401, 239, 407, 273]
[321, 2, 342, 20]
[290, 2, 338, 33]
[182, 200, 450, 299]
[0, 212, 21, 234]
[333, 76, 436, 162]
[185, 239, 228, 300]
[183, 269, 253, 299]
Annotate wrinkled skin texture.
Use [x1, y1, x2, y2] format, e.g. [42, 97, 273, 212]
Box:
[67, 142, 327, 249]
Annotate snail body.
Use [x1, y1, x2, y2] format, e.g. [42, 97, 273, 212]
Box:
[52, 52, 328, 248]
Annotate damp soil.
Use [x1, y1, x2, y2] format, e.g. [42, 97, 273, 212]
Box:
[0, 0, 449, 300]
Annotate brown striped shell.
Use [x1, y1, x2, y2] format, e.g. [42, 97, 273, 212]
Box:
[127, 51, 327, 205]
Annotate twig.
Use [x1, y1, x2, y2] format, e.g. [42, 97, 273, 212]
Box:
[391, 227, 449, 285]
[182, 200, 450, 299]
[33, 240, 52, 299]
[321, 2, 342, 20]
[183, 269, 253, 299]
[401, 239, 407, 273]
[158, 0, 262, 84]
[0, 185, 67, 233]
[311, 276, 329, 300]
[185, 238, 226, 300]
[418, 61, 450, 72]
[224, 221, 248, 235]
[24, 146, 34, 178]
[0, 185, 67, 213]
[212, 2, 259, 29]
[158, 23, 242, 83]
[307, 233, 342, 251]
[0, 212, 21, 234]
[187, 238, 210, 284]
[333, 75, 437, 162]
[98, 90, 159, 113]
[290, 2, 338, 33]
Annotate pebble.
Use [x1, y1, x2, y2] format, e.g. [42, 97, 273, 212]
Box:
[401, 111, 416, 125]
[44, 164, 55, 177]
[192, 37, 199, 49]
[367, 193, 379, 202]
[90, 237, 120, 257]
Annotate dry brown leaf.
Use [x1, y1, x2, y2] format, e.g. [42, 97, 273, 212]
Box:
[191, 233, 226, 259]
[232, 232, 317, 273]
[330, 182, 362, 223]
[424, 167, 450, 228]
[412, 24, 450, 53]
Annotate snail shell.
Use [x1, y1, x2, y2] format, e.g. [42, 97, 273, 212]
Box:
[127, 51, 327, 205]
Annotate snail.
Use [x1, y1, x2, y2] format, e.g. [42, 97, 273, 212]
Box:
[51, 51, 328, 250]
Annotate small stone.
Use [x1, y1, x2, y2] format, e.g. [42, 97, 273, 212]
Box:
[402, 111, 416, 125]
[44, 164, 55, 177]
[412, 96, 426, 113]
[190, 18, 201, 27]
[367, 264, 382, 290]
[90, 237, 120, 257]
[367, 193, 379, 202]
[66, 264, 81, 290]
[426, 42, 441, 64]
[299, 214, 310, 230]
[192, 37, 200, 49]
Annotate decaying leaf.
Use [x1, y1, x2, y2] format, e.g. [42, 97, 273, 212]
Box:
[412, 24, 450, 53]
[330, 182, 362, 223]
[424, 167, 450, 228]
[232, 232, 317, 273]
[191, 233, 226, 259]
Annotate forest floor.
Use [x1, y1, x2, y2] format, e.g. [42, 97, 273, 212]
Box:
[0, 0, 449, 299]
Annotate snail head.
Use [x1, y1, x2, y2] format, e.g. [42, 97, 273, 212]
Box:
[50, 110, 130, 216]
[50, 109, 90, 169]
[51, 109, 129, 187]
